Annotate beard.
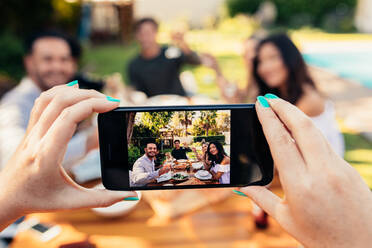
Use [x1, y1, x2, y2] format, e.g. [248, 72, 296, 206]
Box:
[33, 70, 73, 91]
[146, 151, 156, 159]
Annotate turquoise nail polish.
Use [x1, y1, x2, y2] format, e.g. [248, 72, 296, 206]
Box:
[257, 96, 270, 108]
[106, 96, 120, 102]
[265, 93, 279, 99]
[232, 190, 248, 197]
[66, 80, 78, 86]
[123, 197, 139, 201]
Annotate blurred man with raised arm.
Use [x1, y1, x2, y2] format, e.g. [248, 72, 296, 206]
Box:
[128, 18, 201, 97]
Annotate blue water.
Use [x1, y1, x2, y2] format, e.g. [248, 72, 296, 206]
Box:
[303, 52, 372, 89]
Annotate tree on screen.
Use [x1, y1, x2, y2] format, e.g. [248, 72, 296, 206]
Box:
[200, 110, 217, 136]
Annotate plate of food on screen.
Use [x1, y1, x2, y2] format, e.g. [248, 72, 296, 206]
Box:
[195, 170, 213, 180]
[172, 172, 189, 181]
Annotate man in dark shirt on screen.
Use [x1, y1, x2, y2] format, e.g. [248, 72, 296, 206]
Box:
[171, 140, 192, 160]
[128, 18, 201, 97]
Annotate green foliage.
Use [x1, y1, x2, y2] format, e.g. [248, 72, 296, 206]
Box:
[226, 0, 261, 17]
[226, 0, 357, 31]
[128, 145, 141, 167]
[0, 33, 24, 81]
[0, 0, 81, 38]
[132, 124, 157, 147]
[174, 111, 195, 136]
[199, 111, 218, 136]
[141, 111, 175, 134]
[194, 135, 226, 144]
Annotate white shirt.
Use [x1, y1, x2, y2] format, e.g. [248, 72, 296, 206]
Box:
[0, 77, 88, 170]
[212, 163, 230, 184]
[310, 101, 345, 157]
[130, 154, 159, 186]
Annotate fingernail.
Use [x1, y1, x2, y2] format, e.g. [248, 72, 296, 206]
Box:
[264, 93, 279, 99]
[123, 197, 139, 201]
[257, 96, 270, 108]
[106, 96, 120, 102]
[232, 189, 248, 197]
[66, 80, 78, 86]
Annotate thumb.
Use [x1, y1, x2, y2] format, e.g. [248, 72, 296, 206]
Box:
[71, 188, 138, 209]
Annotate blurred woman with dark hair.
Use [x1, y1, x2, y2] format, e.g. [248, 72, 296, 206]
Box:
[206, 33, 344, 229]
[252, 33, 344, 156]
[206, 141, 230, 184]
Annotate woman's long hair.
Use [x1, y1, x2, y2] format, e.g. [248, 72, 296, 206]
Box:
[207, 141, 227, 165]
[253, 33, 316, 104]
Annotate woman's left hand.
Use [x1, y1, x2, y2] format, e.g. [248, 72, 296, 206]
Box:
[0, 84, 136, 231]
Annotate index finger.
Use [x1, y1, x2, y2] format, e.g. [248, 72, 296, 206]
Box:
[266, 96, 334, 167]
[255, 96, 305, 178]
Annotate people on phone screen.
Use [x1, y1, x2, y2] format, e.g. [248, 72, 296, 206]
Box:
[131, 142, 170, 186]
[207, 141, 230, 184]
[171, 140, 192, 160]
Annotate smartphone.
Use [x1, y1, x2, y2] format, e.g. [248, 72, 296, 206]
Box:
[17, 218, 61, 242]
[98, 104, 273, 190]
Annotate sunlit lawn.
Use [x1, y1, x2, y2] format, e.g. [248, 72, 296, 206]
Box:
[82, 23, 372, 188]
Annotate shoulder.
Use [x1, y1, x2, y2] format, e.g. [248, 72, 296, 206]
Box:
[296, 85, 325, 117]
[128, 56, 142, 69]
[221, 156, 230, 165]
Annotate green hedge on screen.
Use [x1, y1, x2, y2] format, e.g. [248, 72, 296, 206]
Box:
[193, 135, 225, 144]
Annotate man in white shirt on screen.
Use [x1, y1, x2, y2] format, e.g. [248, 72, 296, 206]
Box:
[131, 142, 170, 186]
[0, 30, 97, 170]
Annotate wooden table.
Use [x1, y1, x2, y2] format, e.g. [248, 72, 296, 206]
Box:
[11, 182, 300, 248]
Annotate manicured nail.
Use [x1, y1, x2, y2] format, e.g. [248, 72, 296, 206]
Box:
[66, 80, 78, 86]
[123, 197, 139, 201]
[257, 96, 270, 108]
[232, 189, 248, 197]
[106, 96, 120, 102]
[265, 93, 279, 99]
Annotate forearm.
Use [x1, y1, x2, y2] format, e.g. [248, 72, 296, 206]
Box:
[132, 170, 159, 184]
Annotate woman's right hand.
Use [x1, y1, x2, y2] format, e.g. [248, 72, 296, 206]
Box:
[0, 84, 137, 231]
[240, 95, 372, 248]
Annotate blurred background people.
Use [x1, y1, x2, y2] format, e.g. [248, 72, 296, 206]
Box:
[206, 33, 344, 157]
[0, 30, 100, 170]
[201, 34, 263, 103]
[205, 33, 345, 229]
[128, 17, 201, 97]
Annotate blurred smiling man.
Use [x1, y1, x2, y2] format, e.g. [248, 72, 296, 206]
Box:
[0, 30, 97, 169]
[24, 31, 78, 90]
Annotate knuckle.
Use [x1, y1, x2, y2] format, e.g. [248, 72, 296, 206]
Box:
[53, 94, 67, 105]
[296, 116, 314, 130]
[275, 132, 292, 146]
[60, 107, 73, 120]
[87, 89, 99, 96]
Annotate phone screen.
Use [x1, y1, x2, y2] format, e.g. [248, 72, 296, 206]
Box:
[98, 105, 273, 190]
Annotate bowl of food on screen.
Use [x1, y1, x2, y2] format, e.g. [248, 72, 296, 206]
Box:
[172, 172, 189, 181]
[91, 183, 141, 218]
